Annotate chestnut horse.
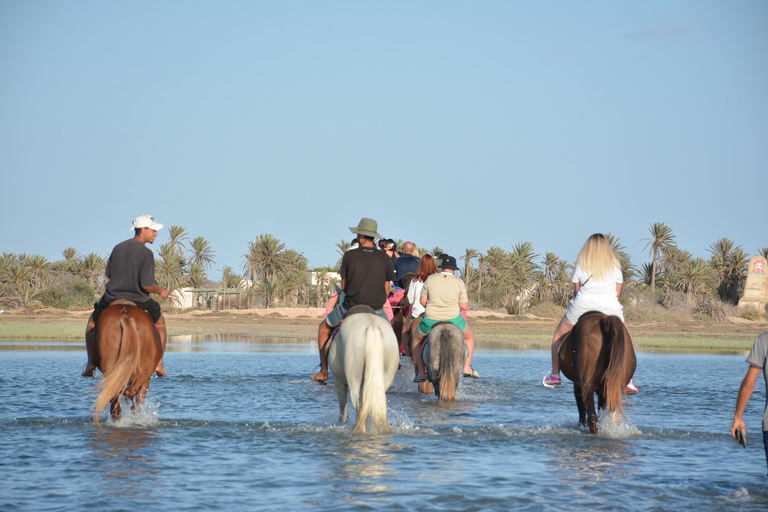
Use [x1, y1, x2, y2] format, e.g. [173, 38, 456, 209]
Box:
[559, 311, 636, 434]
[91, 300, 163, 424]
[422, 323, 468, 402]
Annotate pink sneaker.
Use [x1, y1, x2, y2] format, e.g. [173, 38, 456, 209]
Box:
[625, 379, 638, 394]
[542, 371, 561, 388]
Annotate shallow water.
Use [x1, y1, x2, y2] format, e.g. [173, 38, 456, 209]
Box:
[0, 337, 766, 511]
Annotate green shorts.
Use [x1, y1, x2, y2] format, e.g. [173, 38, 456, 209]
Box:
[419, 314, 466, 334]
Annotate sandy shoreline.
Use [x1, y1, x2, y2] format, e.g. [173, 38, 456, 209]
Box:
[1, 307, 765, 352]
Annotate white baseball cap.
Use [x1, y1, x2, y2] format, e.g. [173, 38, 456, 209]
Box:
[130, 215, 164, 231]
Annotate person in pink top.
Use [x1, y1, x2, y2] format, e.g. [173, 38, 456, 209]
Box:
[542, 233, 637, 392]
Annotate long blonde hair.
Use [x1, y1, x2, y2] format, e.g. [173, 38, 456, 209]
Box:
[575, 234, 620, 282]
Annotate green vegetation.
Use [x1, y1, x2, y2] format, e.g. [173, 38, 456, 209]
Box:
[1, 222, 763, 325]
[741, 310, 762, 321]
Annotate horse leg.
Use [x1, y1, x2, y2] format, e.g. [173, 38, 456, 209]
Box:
[573, 383, 587, 428]
[110, 397, 122, 422]
[585, 388, 598, 434]
[336, 380, 349, 424]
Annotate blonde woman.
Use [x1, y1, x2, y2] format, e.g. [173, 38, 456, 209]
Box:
[542, 233, 637, 392]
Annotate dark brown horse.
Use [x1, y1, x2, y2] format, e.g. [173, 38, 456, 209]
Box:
[91, 300, 163, 424]
[559, 311, 636, 434]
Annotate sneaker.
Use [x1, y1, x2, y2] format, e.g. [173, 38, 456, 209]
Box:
[625, 378, 638, 394]
[542, 371, 561, 388]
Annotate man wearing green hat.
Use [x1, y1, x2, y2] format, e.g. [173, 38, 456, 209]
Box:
[311, 217, 395, 383]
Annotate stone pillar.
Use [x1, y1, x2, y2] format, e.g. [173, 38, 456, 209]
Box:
[738, 255, 768, 313]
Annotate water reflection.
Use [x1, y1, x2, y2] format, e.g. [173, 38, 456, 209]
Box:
[88, 427, 161, 497]
[328, 435, 400, 494]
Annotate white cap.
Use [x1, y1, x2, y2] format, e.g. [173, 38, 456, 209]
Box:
[131, 215, 164, 231]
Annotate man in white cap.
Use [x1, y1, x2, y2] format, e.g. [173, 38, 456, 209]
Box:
[82, 215, 170, 377]
[311, 217, 395, 383]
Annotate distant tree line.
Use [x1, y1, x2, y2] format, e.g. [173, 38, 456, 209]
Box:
[1, 223, 765, 317]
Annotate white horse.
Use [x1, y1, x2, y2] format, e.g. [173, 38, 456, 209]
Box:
[328, 310, 400, 433]
[423, 323, 468, 402]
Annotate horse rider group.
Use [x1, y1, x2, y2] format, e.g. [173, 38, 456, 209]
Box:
[82, 215, 768, 473]
[310, 217, 479, 384]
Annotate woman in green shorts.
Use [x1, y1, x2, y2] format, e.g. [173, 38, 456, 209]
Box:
[412, 255, 479, 382]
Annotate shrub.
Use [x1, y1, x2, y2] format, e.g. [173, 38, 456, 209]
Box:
[527, 302, 566, 320]
[40, 286, 72, 309]
[741, 310, 761, 321]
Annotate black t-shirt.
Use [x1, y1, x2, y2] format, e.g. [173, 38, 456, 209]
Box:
[341, 246, 395, 310]
[103, 239, 157, 302]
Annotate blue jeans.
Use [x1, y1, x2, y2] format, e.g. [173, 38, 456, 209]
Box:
[325, 292, 388, 327]
[763, 430, 768, 475]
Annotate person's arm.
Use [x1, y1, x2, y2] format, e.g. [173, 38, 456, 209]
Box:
[731, 365, 761, 440]
[420, 295, 428, 307]
[143, 284, 170, 300]
[341, 278, 347, 291]
[573, 282, 581, 295]
[385, 281, 391, 296]
[459, 301, 469, 311]
[616, 283, 622, 298]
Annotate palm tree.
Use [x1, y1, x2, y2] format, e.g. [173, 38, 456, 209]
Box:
[188, 263, 207, 288]
[670, 258, 713, 305]
[641, 222, 676, 292]
[155, 243, 186, 292]
[461, 248, 479, 286]
[167, 226, 188, 256]
[61, 247, 81, 272]
[759, 247, 768, 259]
[242, 234, 288, 285]
[189, 236, 216, 269]
[605, 233, 636, 283]
[25, 254, 51, 290]
[220, 265, 234, 288]
[431, 246, 444, 256]
[335, 239, 351, 269]
[80, 253, 107, 293]
[708, 238, 749, 303]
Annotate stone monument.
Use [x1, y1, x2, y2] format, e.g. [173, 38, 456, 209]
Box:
[738, 255, 768, 313]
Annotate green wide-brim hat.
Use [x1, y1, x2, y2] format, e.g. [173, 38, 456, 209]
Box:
[349, 217, 382, 239]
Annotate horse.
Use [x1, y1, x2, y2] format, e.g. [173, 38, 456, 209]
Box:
[422, 322, 468, 402]
[327, 307, 400, 433]
[91, 300, 164, 424]
[559, 311, 636, 434]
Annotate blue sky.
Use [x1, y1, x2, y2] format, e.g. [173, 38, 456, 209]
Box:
[1, 1, 766, 277]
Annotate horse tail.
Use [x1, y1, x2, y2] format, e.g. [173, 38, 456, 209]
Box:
[601, 315, 626, 416]
[92, 313, 141, 424]
[438, 330, 458, 402]
[354, 324, 391, 434]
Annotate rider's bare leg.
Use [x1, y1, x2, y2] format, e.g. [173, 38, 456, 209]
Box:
[82, 313, 97, 377]
[462, 322, 475, 374]
[154, 314, 167, 377]
[551, 316, 574, 375]
[311, 320, 332, 381]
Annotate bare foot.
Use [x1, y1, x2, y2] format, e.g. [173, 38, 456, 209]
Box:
[82, 363, 96, 378]
[310, 372, 327, 383]
[154, 363, 167, 377]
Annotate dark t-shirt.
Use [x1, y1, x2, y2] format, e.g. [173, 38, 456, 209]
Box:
[341, 246, 395, 310]
[103, 239, 157, 302]
[393, 254, 420, 287]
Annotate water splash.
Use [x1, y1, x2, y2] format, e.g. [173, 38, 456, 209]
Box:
[597, 410, 641, 438]
[107, 398, 161, 428]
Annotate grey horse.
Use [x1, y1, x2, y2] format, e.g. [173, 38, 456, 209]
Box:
[423, 323, 468, 402]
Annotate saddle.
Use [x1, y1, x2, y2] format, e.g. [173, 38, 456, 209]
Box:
[324, 305, 377, 356]
[110, 299, 138, 307]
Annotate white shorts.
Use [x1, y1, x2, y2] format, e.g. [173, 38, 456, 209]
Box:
[565, 297, 624, 324]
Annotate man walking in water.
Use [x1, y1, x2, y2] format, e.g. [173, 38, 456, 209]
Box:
[310, 218, 395, 383]
[82, 215, 170, 378]
[731, 330, 768, 472]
